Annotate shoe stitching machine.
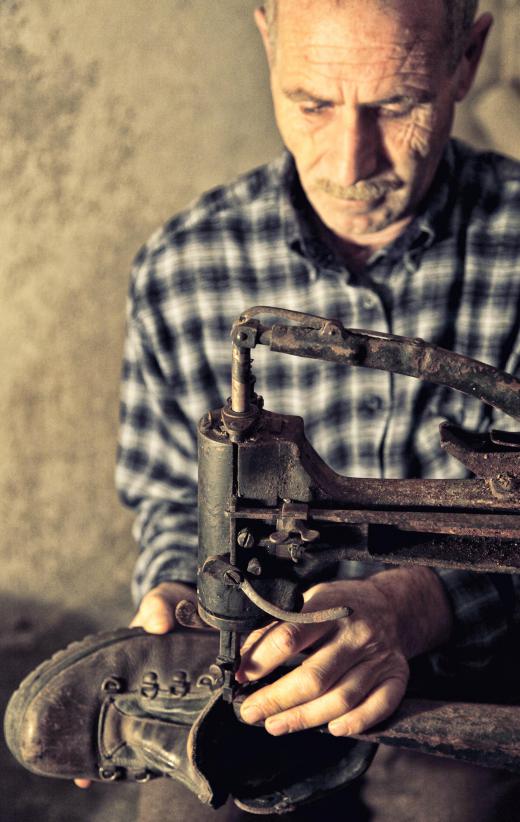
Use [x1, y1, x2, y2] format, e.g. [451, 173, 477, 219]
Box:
[194, 306, 520, 769]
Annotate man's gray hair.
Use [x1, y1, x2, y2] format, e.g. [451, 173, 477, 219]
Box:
[262, 0, 479, 68]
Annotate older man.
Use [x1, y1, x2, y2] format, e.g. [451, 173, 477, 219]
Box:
[110, 0, 520, 818]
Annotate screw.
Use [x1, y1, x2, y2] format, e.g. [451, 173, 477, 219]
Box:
[223, 568, 243, 586]
[237, 528, 255, 548]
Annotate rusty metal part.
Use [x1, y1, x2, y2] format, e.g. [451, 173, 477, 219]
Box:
[235, 307, 520, 422]
[174, 599, 209, 630]
[440, 423, 520, 478]
[239, 578, 352, 623]
[216, 630, 241, 702]
[353, 698, 520, 773]
[199, 307, 520, 768]
[268, 501, 321, 547]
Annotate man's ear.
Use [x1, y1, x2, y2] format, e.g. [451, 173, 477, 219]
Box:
[254, 6, 275, 67]
[454, 12, 493, 102]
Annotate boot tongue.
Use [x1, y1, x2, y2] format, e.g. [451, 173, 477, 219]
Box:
[98, 699, 217, 805]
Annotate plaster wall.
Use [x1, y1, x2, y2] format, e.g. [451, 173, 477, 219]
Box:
[0, 1, 519, 818]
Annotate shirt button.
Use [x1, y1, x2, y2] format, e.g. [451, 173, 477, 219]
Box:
[361, 395, 384, 415]
[362, 294, 377, 311]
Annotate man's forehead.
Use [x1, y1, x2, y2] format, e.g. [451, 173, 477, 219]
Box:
[275, 0, 446, 80]
[276, 0, 446, 48]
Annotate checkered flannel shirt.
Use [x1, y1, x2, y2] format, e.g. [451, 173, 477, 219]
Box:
[117, 139, 520, 676]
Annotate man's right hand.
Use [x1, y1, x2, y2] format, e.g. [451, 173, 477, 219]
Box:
[74, 581, 200, 789]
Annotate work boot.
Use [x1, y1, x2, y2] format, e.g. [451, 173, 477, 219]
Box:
[4, 626, 376, 813]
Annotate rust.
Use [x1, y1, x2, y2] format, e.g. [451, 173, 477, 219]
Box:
[355, 698, 520, 773]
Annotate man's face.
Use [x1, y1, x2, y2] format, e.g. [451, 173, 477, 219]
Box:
[261, 0, 472, 242]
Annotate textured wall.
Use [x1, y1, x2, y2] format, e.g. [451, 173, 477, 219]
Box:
[1, 1, 518, 820]
[0, 0, 280, 631]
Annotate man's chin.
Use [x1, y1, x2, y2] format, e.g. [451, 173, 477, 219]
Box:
[325, 206, 400, 239]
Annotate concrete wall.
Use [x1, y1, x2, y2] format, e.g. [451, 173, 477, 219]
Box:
[0, 1, 518, 820]
[0, 0, 280, 630]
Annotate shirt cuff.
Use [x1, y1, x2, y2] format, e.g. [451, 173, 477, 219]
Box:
[427, 568, 511, 677]
[131, 535, 198, 606]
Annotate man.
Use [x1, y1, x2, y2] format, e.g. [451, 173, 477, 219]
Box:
[94, 0, 520, 818]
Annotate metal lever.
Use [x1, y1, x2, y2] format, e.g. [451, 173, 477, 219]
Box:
[232, 307, 520, 423]
[239, 577, 352, 623]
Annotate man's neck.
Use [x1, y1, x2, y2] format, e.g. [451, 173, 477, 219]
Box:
[315, 215, 413, 276]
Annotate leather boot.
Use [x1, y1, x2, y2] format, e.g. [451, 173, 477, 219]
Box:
[4, 626, 376, 813]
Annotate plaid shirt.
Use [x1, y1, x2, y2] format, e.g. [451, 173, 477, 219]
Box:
[117, 139, 520, 676]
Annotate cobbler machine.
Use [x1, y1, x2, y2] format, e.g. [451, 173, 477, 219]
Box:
[196, 307, 520, 770]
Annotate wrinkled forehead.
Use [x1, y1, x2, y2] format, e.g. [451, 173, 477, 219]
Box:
[275, 0, 447, 80]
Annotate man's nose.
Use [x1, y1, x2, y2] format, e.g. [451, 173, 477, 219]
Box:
[331, 108, 382, 185]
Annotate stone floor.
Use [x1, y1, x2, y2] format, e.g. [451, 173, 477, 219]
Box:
[0, 595, 138, 822]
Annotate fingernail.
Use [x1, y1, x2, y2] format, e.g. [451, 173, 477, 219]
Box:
[241, 704, 264, 724]
[328, 720, 349, 736]
[265, 717, 288, 736]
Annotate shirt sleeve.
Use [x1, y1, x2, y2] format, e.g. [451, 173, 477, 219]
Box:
[116, 307, 199, 606]
[428, 569, 520, 676]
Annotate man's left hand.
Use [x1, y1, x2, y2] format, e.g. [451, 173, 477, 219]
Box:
[237, 568, 452, 737]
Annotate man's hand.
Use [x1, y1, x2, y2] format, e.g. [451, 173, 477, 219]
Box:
[237, 567, 452, 737]
[129, 580, 203, 633]
[75, 581, 201, 789]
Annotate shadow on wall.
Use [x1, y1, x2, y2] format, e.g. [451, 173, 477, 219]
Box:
[0, 596, 138, 822]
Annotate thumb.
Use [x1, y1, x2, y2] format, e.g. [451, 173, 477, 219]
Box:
[130, 588, 176, 634]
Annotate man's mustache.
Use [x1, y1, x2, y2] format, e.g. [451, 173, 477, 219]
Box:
[313, 176, 402, 201]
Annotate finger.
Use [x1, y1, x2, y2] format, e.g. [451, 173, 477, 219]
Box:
[240, 634, 356, 724]
[238, 620, 330, 684]
[261, 657, 385, 735]
[74, 779, 92, 789]
[328, 676, 407, 736]
[239, 622, 276, 656]
[235, 622, 278, 683]
[130, 590, 176, 634]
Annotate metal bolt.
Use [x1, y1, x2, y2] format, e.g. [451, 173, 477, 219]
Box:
[247, 558, 262, 576]
[223, 568, 243, 586]
[237, 528, 255, 548]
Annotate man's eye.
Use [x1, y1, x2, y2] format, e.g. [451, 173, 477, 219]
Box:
[301, 103, 331, 115]
[378, 104, 414, 119]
